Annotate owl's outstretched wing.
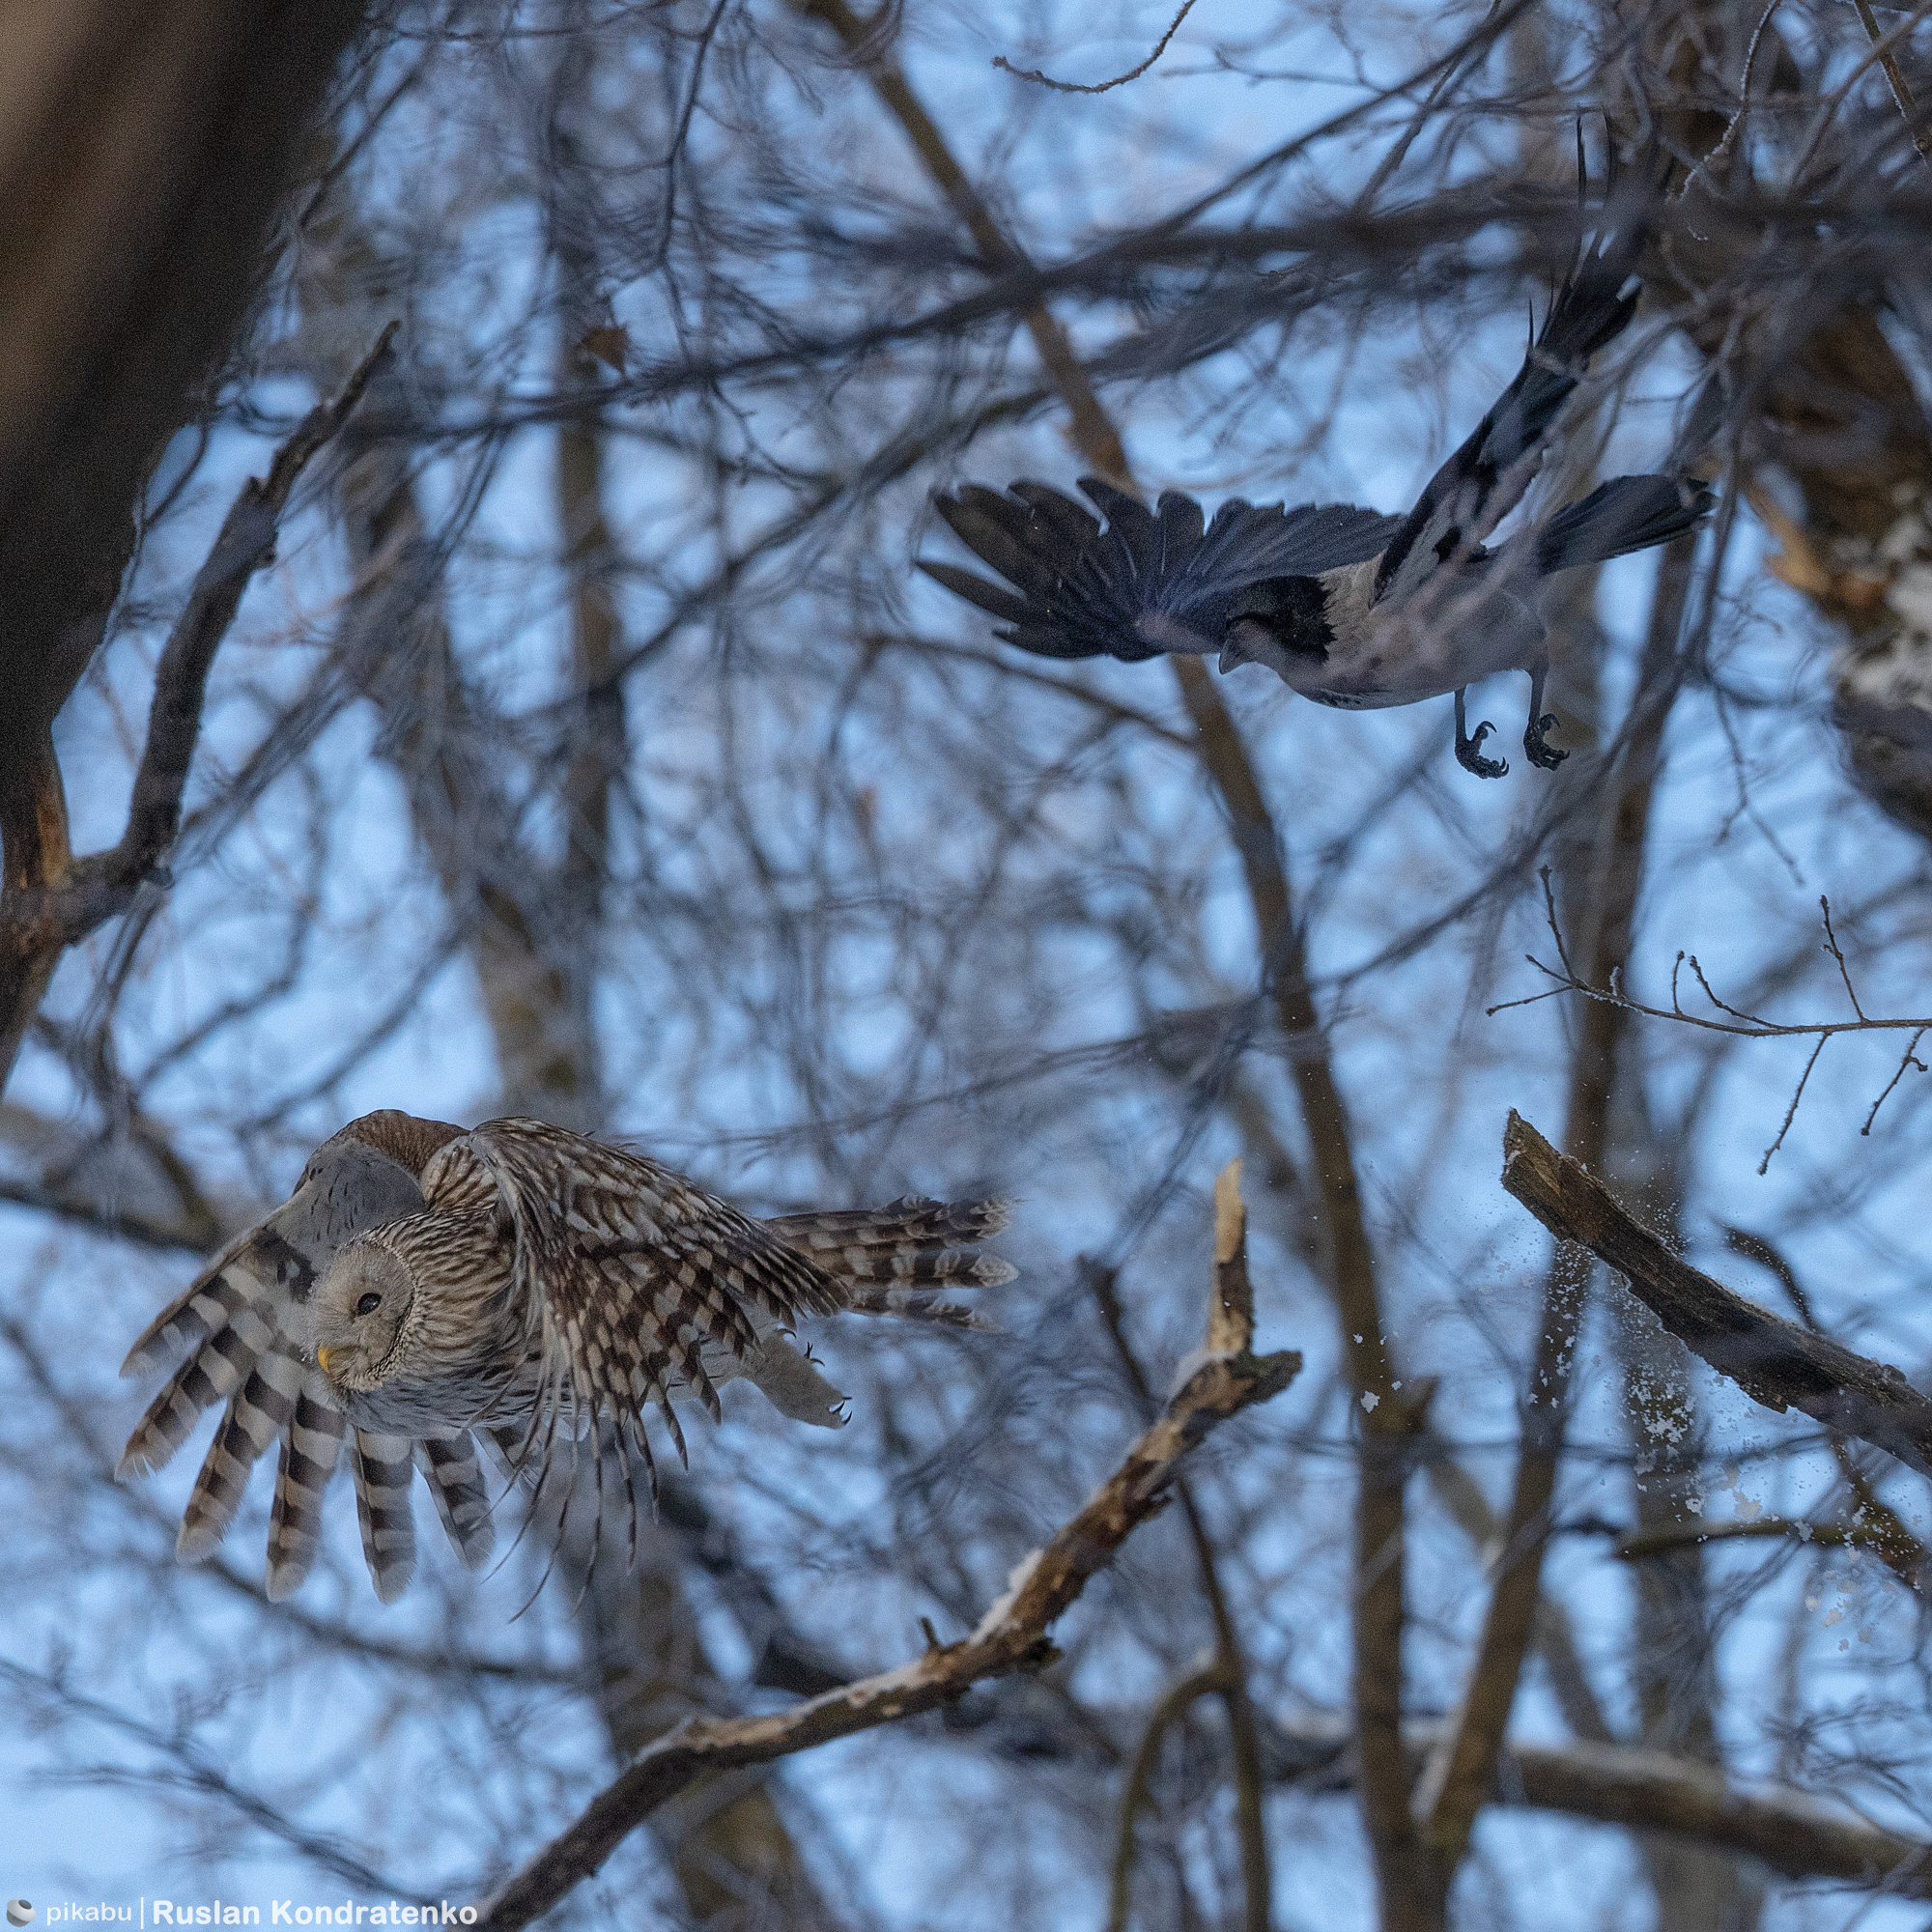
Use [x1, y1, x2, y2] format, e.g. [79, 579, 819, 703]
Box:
[424, 1120, 857, 1472]
[117, 1112, 496, 1603]
[922, 478, 1401, 660]
[425, 1122, 1017, 1471]
[123, 1111, 1016, 1603]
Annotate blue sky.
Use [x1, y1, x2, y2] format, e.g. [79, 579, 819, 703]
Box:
[7, 2, 1932, 1926]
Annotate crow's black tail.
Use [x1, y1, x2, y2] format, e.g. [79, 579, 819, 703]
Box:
[1534, 474, 1714, 574]
[1371, 151, 1661, 606]
[1492, 224, 1643, 471]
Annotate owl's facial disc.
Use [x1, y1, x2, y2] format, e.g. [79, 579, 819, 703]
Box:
[313, 1239, 416, 1388]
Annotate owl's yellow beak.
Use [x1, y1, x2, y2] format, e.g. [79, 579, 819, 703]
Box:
[317, 1346, 341, 1378]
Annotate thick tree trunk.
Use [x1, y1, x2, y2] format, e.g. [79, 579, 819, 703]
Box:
[0, 0, 369, 1081]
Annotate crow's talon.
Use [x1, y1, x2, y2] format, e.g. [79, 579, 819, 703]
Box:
[1524, 712, 1568, 771]
[1455, 717, 1508, 779]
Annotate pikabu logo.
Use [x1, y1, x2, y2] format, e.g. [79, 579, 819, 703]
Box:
[7, 1904, 33, 1927]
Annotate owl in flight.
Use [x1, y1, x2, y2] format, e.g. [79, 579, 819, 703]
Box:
[119, 1111, 1013, 1602]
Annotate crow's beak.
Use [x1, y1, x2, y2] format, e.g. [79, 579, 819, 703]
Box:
[1218, 639, 1250, 673]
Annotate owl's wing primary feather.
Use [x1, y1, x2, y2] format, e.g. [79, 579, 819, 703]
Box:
[351, 1428, 419, 1604]
[762, 1193, 1013, 1283]
[422, 1120, 857, 1472]
[922, 478, 1401, 660]
[117, 1111, 492, 1603]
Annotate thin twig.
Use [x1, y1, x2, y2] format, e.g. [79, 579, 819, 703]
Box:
[1849, 0, 1932, 164]
[1613, 1516, 1915, 1573]
[1757, 1033, 1828, 1175]
[1106, 1659, 1235, 1932]
[1818, 896, 1866, 1019]
[994, 0, 1201, 95]
[1863, 1027, 1928, 1134]
[1684, 0, 1784, 189]
[111, 322, 399, 888]
[1687, 952, 1775, 1029]
[1720, 1225, 1820, 1330]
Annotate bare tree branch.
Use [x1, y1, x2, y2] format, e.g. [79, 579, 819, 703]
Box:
[1502, 1109, 1932, 1488]
[470, 1298, 1301, 1927]
[1848, 0, 1932, 166]
[1107, 1658, 1235, 1932]
[1279, 1714, 1932, 1898]
[0, 325, 395, 1088]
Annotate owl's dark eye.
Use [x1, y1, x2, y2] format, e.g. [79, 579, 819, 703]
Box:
[355, 1292, 383, 1317]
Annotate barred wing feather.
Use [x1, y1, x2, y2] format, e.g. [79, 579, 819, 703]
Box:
[424, 1121, 850, 1463]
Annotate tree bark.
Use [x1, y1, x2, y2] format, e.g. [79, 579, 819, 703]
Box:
[0, 0, 369, 1093]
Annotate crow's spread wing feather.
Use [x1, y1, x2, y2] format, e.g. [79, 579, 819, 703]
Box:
[923, 478, 1401, 661]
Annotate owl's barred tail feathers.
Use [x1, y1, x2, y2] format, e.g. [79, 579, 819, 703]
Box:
[764, 1194, 1016, 1302]
[763, 1194, 1015, 1334]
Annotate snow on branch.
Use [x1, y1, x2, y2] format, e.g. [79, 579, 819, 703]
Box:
[1501, 1110, 1932, 1487]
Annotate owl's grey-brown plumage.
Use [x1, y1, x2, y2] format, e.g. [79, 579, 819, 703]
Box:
[119, 1111, 1013, 1603]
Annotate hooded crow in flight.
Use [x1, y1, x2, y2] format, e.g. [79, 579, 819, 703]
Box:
[921, 172, 1711, 778]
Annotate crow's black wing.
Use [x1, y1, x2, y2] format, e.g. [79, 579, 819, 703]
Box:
[923, 478, 1401, 662]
